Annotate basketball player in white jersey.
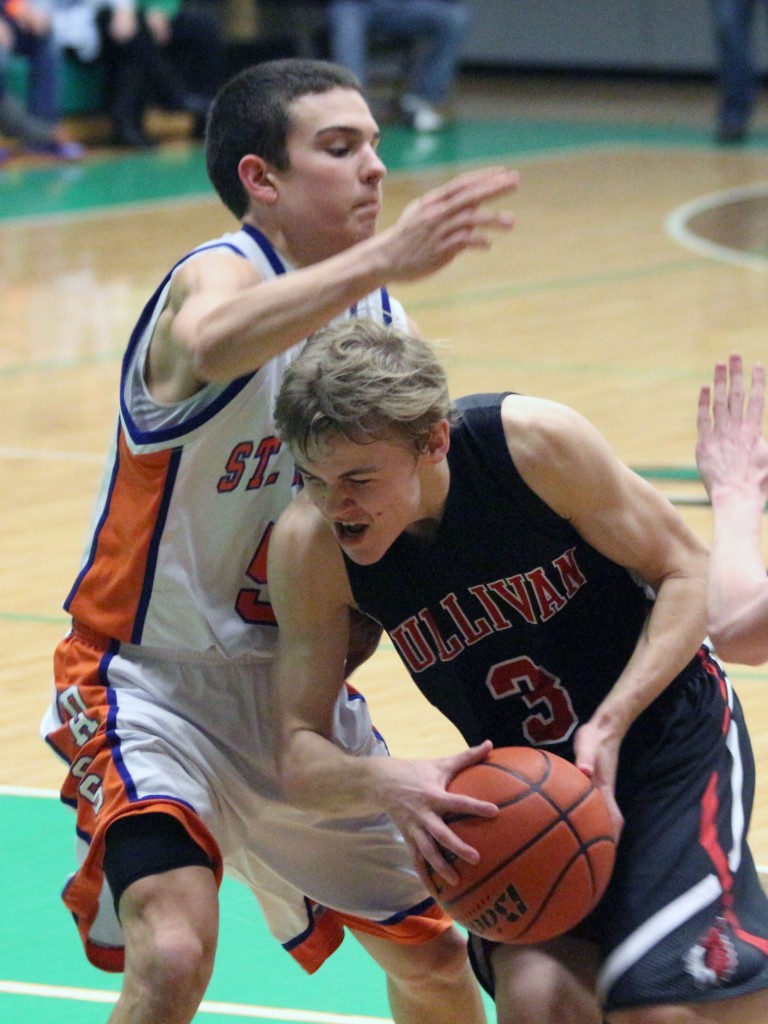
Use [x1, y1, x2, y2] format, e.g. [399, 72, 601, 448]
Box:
[41, 59, 518, 1024]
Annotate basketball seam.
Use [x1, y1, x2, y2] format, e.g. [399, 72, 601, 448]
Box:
[434, 750, 616, 943]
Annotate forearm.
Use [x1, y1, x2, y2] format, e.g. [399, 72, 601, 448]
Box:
[279, 724, 393, 816]
[279, 722, 500, 878]
[192, 237, 389, 382]
[708, 489, 768, 663]
[590, 570, 707, 740]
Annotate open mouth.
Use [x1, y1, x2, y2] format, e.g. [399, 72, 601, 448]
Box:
[335, 521, 368, 540]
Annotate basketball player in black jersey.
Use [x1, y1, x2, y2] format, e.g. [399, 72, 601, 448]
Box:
[268, 318, 768, 1024]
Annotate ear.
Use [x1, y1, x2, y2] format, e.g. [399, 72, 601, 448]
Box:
[424, 419, 450, 463]
[238, 154, 279, 206]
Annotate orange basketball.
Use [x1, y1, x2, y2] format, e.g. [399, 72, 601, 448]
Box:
[419, 747, 616, 944]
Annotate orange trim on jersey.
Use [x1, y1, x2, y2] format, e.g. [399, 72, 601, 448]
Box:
[288, 908, 346, 974]
[50, 631, 450, 975]
[69, 801, 223, 973]
[72, 620, 112, 651]
[50, 631, 223, 971]
[289, 901, 452, 975]
[332, 899, 452, 944]
[67, 429, 176, 642]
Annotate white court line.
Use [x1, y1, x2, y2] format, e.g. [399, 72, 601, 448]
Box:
[1, 788, 394, 1022]
[0, 446, 104, 463]
[0, 785, 60, 798]
[665, 181, 768, 269]
[0, 981, 391, 1023]
[4, 785, 768, 877]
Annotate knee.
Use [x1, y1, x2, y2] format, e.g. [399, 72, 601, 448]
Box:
[123, 919, 216, 1013]
[154, 924, 214, 985]
[494, 952, 602, 1024]
[119, 878, 217, 1010]
[397, 925, 470, 985]
[497, 982, 602, 1024]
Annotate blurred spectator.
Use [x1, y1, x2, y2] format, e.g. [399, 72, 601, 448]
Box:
[0, 0, 84, 158]
[710, 0, 766, 143]
[327, 0, 470, 131]
[48, 0, 223, 147]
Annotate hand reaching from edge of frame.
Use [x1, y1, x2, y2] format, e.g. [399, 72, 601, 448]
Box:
[696, 353, 768, 506]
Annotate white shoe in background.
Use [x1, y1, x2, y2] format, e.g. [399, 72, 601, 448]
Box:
[398, 94, 445, 132]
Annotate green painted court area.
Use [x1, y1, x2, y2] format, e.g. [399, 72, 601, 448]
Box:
[0, 792, 422, 1023]
[0, 118, 728, 224]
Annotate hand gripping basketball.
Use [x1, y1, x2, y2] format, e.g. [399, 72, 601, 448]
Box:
[418, 746, 616, 945]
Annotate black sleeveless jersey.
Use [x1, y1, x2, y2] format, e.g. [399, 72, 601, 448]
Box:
[343, 394, 701, 769]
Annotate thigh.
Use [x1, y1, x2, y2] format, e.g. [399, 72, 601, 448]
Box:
[491, 935, 602, 1024]
[351, 921, 461, 979]
[597, 668, 768, 1011]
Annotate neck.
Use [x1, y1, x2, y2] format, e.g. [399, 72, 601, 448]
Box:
[405, 462, 451, 542]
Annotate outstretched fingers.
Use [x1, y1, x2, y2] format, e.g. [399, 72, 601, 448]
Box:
[726, 353, 745, 428]
[746, 361, 766, 439]
[427, 166, 521, 206]
[697, 383, 713, 442]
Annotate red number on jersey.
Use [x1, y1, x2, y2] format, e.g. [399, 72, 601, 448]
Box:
[235, 523, 277, 625]
[486, 655, 577, 745]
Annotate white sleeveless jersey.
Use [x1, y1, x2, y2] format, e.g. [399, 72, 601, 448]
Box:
[65, 225, 407, 658]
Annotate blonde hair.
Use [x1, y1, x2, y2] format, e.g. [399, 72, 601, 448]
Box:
[274, 319, 452, 459]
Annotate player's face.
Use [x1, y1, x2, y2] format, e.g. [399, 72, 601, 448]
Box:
[271, 88, 387, 264]
[296, 428, 448, 565]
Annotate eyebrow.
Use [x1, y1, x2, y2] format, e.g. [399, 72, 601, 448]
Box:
[314, 126, 381, 144]
[296, 462, 380, 479]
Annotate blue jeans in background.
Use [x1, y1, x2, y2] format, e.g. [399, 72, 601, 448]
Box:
[710, 0, 768, 132]
[328, 0, 470, 105]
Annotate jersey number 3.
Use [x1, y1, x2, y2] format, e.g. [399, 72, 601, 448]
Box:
[236, 523, 277, 626]
[486, 655, 577, 745]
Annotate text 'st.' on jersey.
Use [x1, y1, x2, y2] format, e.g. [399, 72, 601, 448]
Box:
[343, 393, 702, 768]
[64, 225, 406, 658]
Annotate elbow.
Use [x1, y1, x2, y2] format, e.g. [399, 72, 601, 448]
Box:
[275, 732, 314, 809]
[275, 748, 301, 806]
[189, 338, 233, 385]
[708, 623, 768, 666]
[188, 309, 245, 384]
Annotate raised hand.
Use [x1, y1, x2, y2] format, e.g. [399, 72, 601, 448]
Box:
[378, 166, 519, 281]
[697, 354, 768, 503]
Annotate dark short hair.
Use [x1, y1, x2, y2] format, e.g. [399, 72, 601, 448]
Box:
[205, 59, 361, 219]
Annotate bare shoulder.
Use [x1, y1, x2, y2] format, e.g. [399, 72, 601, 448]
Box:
[270, 493, 352, 599]
[168, 246, 263, 307]
[273, 491, 327, 549]
[500, 393, 597, 472]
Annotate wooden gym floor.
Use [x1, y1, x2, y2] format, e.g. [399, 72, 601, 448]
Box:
[2, 70, 768, 1021]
